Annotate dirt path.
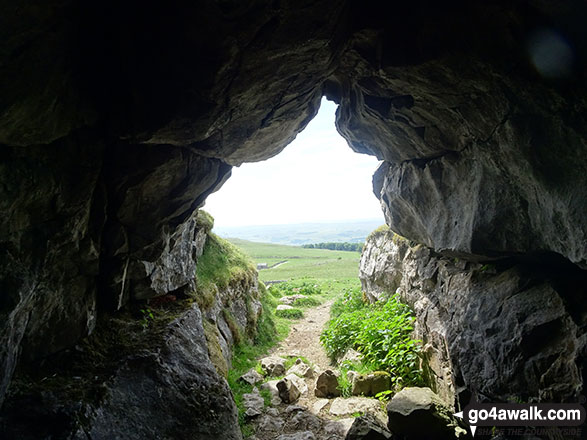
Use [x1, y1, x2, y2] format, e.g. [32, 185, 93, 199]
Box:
[248, 299, 386, 440]
[272, 299, 333, 371]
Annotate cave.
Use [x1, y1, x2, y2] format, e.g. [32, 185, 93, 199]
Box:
[1, 1, 586, 439]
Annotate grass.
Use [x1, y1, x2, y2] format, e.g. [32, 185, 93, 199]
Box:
[275, 308, 303, 319]
[227, 238, 361, 283]
[195, 233, 257, 309]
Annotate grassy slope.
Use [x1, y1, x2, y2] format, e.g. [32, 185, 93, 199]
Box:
[227, 238, 361, 284]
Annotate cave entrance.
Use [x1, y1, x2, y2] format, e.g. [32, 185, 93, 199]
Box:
[204, 97, 385, 242]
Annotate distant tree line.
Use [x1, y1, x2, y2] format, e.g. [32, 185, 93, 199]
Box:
[302, 242, 363, 252]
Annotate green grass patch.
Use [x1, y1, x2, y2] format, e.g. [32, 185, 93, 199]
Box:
[275, 308, 303, 319]
[195, 233, 256, 309]
[291, 296, 321, 307]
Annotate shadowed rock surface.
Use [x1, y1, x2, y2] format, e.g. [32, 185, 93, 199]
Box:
[1, 0, 587, 437]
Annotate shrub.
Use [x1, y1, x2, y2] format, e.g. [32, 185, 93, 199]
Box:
[275, 308, 303, 319]
[320, 294, 423, 388]
[291, 296, 321, 307]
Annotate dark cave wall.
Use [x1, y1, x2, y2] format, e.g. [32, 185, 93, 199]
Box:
[0, 0, 586, 430]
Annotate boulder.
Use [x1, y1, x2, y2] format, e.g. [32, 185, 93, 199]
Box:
[314, 369, 341, 398]
[286, 410, 322, 432]
[345, 413, 393, 440]
[386, 387, 465, 439]
[260, 356, 286, 377]
[277, 376, 301, 404]
[351, 371, 392, 397]
[239, 368, 263, 386]
[287, 358, 314, 378]
[243, 387, 265, 418]
[325, 418, 355, 437]
[276, 304, 294, 311]
[261, 379, 282, 406]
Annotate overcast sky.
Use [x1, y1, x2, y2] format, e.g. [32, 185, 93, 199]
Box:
[204, 98, 384, 227]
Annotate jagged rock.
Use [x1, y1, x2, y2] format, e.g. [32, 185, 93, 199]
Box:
[287, 410, 322, 431]
[345, 413, 393, 440]
[258, 414, 285, 432]
[325, 418, 355, 437]
[311, 399, 330, 414]
[315, 369, 341, 398]
[1, 304, 241, 439]
[285, 404, 307, 413]
[351, 372, 391, 397]
[360, 228, 587, 405]
[287, 358, 314, 378]
[276, 432, 316, 440]
[387, 387, 465, 439]
[261, 379, 282, 406]
[243, 387, 265, 418]
[277, 376, 302, 404]
[260, 356, 286, 377]
[329, 397, 383, 418]
[239, 368, 264, 386]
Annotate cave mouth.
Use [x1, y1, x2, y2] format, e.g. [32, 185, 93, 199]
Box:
[205, 97, 384, 235]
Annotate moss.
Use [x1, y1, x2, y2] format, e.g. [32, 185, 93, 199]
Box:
[366, 224, 390, 242]
[222, 309, 243, 346]
[203, 320, 229, 378]
[196, 233, 256, 303]
[196, 209, 215, 232]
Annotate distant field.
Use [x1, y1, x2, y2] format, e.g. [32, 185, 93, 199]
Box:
[215, 220, 382, 246]
[227, 238, 361, 285]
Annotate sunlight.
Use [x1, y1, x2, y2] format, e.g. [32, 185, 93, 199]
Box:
[203, 98, 384, 228]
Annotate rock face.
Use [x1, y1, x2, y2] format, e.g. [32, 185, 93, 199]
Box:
[0, 305, 242, 440]
[360, 227, 587, 406]
[2, 0, 587, 437]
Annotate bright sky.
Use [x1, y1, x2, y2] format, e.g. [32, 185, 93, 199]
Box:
[204, 98, 384, 227]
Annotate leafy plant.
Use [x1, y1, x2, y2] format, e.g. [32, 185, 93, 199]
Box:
[320, 294, 423, 388]
[139, 308, 154, 329]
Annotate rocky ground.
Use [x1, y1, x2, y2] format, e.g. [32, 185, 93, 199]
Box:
[240, 300, 390, 440]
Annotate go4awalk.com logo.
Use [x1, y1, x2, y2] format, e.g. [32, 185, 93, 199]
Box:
[454, 401, 586, 437]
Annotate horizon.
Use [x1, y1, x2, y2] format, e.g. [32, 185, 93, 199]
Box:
[203, 98, 385, 228]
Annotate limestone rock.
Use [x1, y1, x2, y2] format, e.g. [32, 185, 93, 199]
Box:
[276, 304, 294, 311]
[239, 368, 263, 386]
[345, 413, 393, 440]
[315, 369, 341, 398]
[260, 356, 286, 377]
[276, 432, 316, 440]
[325, 418, 355, 437]
[258, 414, 285, 432]
[360, 227, 587, 405]
[243, 387, 265, 418]
[261, 379, 282, 406]
[329, 397, 383, 418]
[286, 410, 322, 432]
[277, 376, 302, 404]
[287, 358, 314, 378]
[351, 372, 392, 397]
[311, 399, 330, 414]
[386, 387, 464, 439]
